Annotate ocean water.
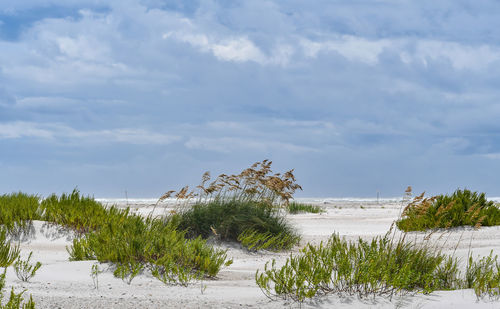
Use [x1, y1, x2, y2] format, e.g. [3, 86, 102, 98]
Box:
[96, 196, 500, 206]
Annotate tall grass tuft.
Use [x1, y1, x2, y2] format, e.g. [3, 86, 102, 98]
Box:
[158, 160, 302, 209]
[397, 189, 500, 232]
[161, 161, 302, 251]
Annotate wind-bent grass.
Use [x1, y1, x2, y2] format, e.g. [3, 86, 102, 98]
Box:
[286, 202, 324, 214]
[397, 189, 500, 232]
[161, 161, 302, 251]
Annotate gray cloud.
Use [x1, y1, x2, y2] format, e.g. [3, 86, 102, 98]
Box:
[1, 0, 500, 197]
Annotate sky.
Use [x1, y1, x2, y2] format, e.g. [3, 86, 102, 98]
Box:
[1, 0, 500, 198]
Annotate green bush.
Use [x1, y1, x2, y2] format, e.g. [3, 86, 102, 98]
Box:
[397, 189, 500, 232]
[286, 202, 324, 214]
[256, 233, 461, 302]
[68, 214, 232, 285]
[13, 252, 41, 282]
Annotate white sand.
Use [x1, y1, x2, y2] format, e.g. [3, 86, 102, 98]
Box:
[4, 200, 500, 308]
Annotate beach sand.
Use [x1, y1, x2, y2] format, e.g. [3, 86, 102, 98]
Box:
[5, 200, 500, 308]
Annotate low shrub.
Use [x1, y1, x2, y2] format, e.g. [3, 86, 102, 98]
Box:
[286, 202, 324, 214]
[14, 252, 41, 282]
[397, 189, 500, 232]
[256, 232, 461, 302]
[68, 214, 232, 285]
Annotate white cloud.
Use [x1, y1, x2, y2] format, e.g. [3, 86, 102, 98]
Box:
[301, 36, 500, 70]
[0, 121, 54, 139]
[301, 36, 392, 65]
[184, 136, 318, 153]
[415, 40, 500, 70]
[163, 31, 293, 65]
[0, 121, 180, 145]
[483, 153, 500, 160]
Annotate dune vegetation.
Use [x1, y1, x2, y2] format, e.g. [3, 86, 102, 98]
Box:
[255, 187, 500, 304]
[2, 166, 500, 307]
[396, 188, 500, 232]
[286, 201, 324, 214]
[0, 189, 232, 292]
[256, 226, 500, 303]
[0, 227, 35, 308]
[161, 160, 302, 251]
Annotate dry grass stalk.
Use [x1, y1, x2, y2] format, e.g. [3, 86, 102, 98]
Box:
[157, 160, 302, 209]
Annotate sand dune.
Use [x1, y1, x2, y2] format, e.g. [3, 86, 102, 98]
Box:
[4, 200, 500, 308]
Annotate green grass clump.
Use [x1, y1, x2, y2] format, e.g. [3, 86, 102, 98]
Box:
[256, 232, 460, 302]
[0, 193, 41, 236]
[237, 229, 299, 252]
[286, 202, 324, 214]
[397, 189, 500, 232]
[174, 200, 300, 251]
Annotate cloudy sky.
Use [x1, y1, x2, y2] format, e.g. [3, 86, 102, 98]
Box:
[1, 0, 500, 198]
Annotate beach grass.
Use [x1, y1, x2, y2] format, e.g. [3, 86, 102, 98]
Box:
[286, 202, 324, 214]
[396, 189, 500, 232]
[174, 199, 300, 251]
[160, 160, 302, 251]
